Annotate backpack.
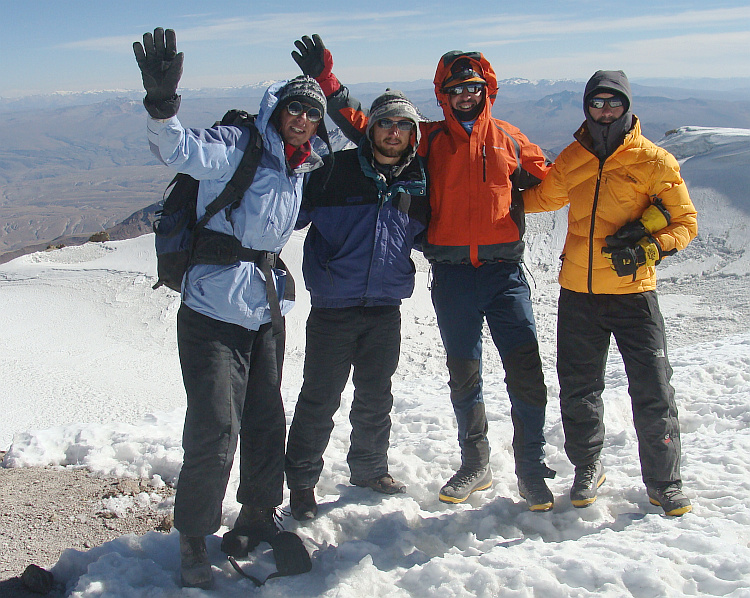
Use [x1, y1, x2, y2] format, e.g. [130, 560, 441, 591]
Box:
[151, 109, 264, 292]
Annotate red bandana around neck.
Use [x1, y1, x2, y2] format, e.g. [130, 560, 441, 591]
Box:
[285, 141, 312, 169]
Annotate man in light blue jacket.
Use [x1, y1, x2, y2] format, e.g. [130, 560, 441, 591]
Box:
[134, 28, 327, 588]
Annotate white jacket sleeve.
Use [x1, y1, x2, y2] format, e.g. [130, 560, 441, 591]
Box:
[146, 116, 244, 183]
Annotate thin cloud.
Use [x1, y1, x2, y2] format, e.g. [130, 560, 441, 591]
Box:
[59, 11, 428, 52]
[498, 30, 750, 80]
[609, 31, 750, 72]
[469, 6, 750, 43]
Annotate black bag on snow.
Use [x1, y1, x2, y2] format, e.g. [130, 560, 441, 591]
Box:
[151, 109, 264, 292]
[227, 531, 312, 586]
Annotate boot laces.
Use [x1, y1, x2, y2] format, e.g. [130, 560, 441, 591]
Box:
[659, 484, 683, 500]
[272, 506, 286, 529]
[448, 467, 483, 488]
[578, 462, 600, 486]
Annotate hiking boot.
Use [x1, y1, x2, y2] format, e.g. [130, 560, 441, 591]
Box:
[290, 488, 318, 521]
[518, 475, 554, 512]
[647, 483, 693, 516]
[570, 460, 606, 508]
[220, 505, 279, 558]
[438, 465, 492, 504]
[179, 534, 213, 589]
[350, 473, 406, 495]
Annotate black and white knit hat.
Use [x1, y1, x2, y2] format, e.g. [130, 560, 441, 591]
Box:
[276, 75, 327, 114]
[365, 89, 422, 145]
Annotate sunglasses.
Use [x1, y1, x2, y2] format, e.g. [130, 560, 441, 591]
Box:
[445, 84, 485, 96]
[587, 97, 624, 109]
[376, 118, 415, 132]
[286, 100, 323, 123]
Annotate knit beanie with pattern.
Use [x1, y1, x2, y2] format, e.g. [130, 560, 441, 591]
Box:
[276, 75, 327, 115]
[364, 89, 422, 146]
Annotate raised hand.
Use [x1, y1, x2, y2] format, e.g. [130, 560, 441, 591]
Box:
[291, 34, 339, 96]
[292, 34, 327, 78]
[133, 28, 184, 118]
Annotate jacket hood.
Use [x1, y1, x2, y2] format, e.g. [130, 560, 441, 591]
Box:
[258, 79, 326, 148]
[583, 70, 632, 112]
[433, 51, 498, 123]
[583, 70, 634, 159]
[259, 79, 331, 175]
[257, 80, 285, 135]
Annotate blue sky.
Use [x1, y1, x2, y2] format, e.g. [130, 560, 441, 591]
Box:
[1, 0, 749, 97]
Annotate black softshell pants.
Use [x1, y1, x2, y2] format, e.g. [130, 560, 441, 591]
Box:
[557, 289, 682, 486]
[174, 305, 286, 537]
[285, 306, 401, 490]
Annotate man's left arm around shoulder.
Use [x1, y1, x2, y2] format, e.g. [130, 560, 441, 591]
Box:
[515, 129, 553, 189]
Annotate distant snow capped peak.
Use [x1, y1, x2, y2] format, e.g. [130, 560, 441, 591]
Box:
[658, 126, 750, 160]
[499, 78, 535, 85]
[496, 78, 579, 87]
[181, 80, 280, 94]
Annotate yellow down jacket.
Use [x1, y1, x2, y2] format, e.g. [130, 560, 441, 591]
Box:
[523, 117, 697, 294]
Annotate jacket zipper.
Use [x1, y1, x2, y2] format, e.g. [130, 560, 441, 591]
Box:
[588, 160, 605, 293]
[482, 145, 487, 182]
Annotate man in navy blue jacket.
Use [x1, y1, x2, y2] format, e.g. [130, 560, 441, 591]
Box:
[285, 90, 430, 520]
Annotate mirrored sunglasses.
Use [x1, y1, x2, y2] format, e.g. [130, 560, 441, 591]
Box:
[286, 100, 323, 122]
[587, 97, 624, 109]
[376, 118, 415, 131]
[446, 84, 485, 96]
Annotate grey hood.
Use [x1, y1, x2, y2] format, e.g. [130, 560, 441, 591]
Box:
[583, 70, 634, 159]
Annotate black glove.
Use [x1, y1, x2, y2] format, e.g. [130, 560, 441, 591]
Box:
[292, 34, 326, 78]
[602, 236, 662, 278]
[133, 28, 183, 119]
[605, 201, 671, 249]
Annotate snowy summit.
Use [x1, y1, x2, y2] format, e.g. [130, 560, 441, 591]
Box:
[1, 127, 750, 596]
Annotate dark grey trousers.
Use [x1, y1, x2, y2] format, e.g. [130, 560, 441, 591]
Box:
[557, 289, 682, 486]
[285, 306, 401, 490]
[174, 305, 286, 537]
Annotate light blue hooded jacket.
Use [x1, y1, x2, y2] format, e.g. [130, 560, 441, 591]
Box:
[147, 80, 325, 330]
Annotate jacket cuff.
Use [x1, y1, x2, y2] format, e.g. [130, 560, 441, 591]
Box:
[316, 73, 341, 98]
[143, 95, 181, 119]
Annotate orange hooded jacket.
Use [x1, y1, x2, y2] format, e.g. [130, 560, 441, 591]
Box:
[326, 52, 551, 267]
[421, 52, 551, 266]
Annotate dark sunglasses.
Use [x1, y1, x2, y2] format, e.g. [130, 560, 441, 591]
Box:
[286, 100, 323, 123]
[587, 97, 624, 109]
[376, 118, 415, 131]
[445, 84, 485, 96]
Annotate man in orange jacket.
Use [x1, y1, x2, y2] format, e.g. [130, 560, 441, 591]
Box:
[524, 70, 697, 516]
[292, 35, 557, 511]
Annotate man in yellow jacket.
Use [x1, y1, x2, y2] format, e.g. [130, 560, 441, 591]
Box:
[524, 70, 697, 516]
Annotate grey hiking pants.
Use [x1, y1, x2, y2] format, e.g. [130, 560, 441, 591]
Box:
[285, 306, 401, 489]
[557, 289, 682, 486]
[174, 305, 286, 537]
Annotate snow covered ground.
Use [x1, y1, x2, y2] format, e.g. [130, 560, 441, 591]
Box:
[1, 126, 750, 596]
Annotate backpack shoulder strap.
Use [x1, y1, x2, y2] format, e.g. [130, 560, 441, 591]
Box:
[195, 120, 263, 230]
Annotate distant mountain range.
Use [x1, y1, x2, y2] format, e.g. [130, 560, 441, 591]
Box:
[0, 78, 748, 263]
